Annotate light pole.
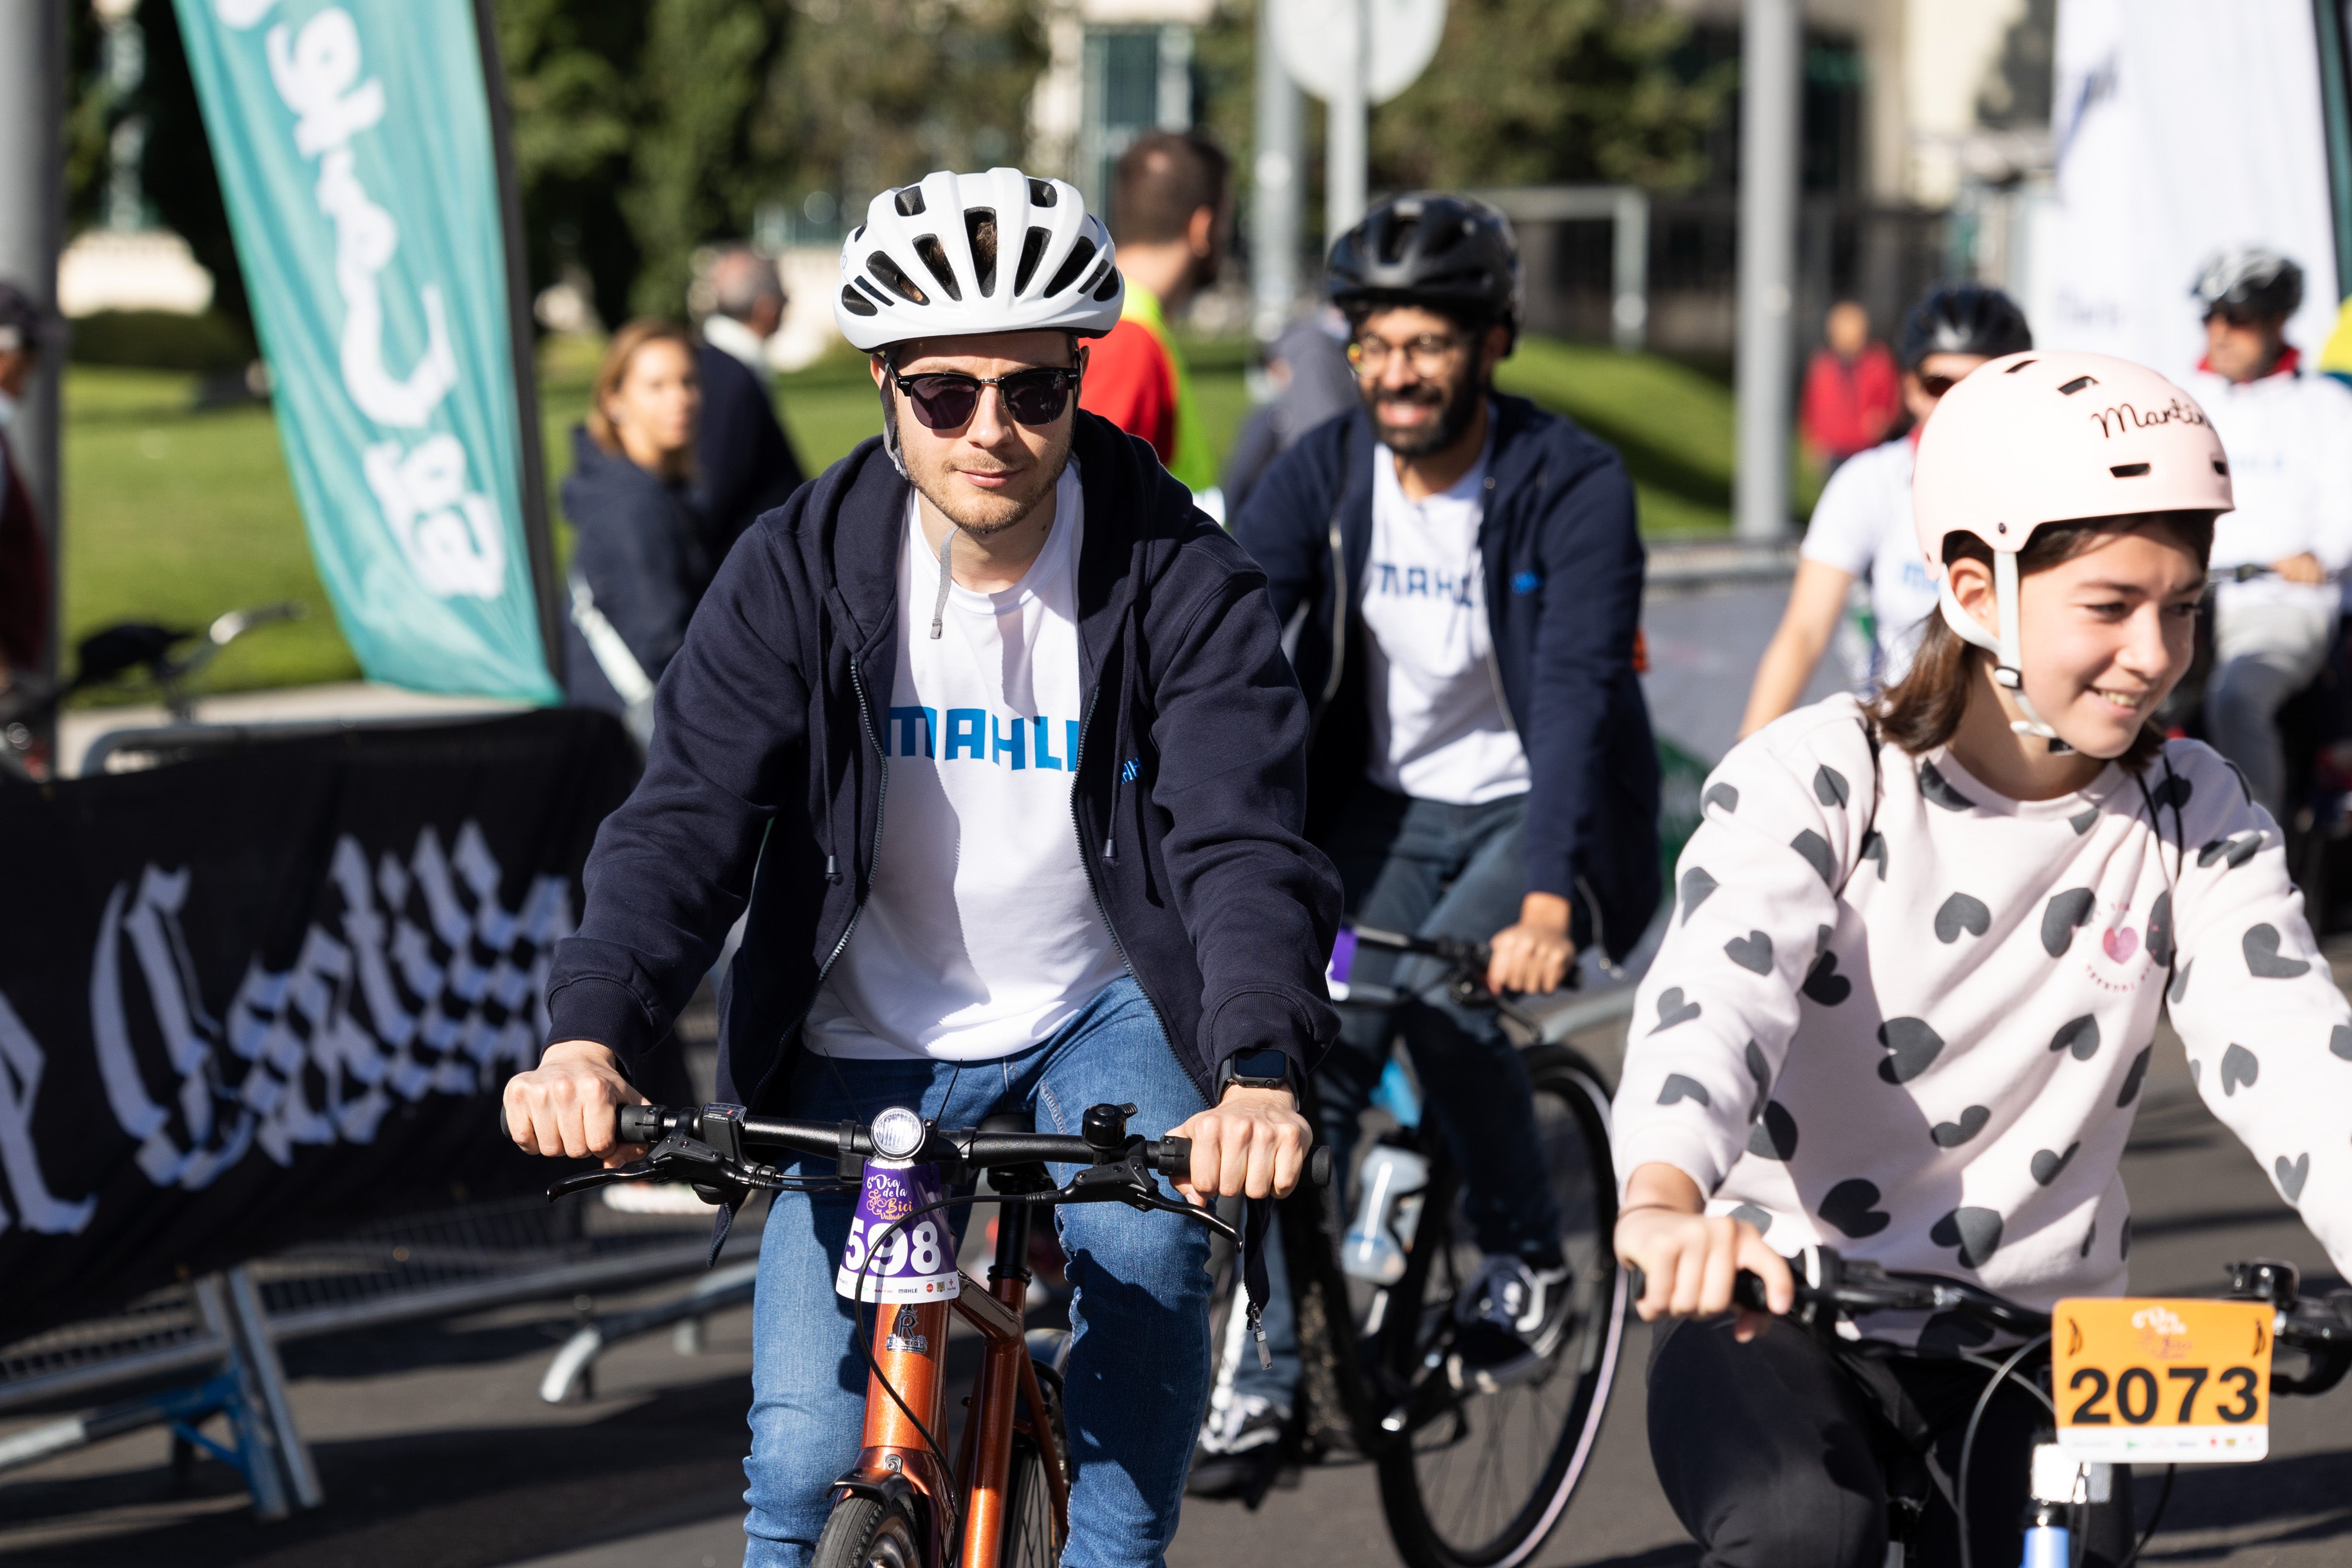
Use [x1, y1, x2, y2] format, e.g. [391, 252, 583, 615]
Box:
[1325, 0, 1368, 239]
[1252, 0, 1304, 340]
[1733, 0, 1800, 541]
[0, 3, 66, 687]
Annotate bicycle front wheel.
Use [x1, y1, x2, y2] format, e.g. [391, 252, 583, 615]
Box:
[812, 1494, 926, 1568]
[1375, 1044, 1628, 1568]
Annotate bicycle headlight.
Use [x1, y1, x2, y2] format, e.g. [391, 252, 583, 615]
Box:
[871, 1106, 926, 1161]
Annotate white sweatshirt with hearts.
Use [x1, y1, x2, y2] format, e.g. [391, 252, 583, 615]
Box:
[1614, 694, 2352, 1347]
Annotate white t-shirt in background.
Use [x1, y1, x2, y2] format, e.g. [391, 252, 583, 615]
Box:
[1359, 424, 1530, 805]
[1799, 436, 1936, 688]
[2187, 363, 2352, 621]
[804, 462, 1125, 1062]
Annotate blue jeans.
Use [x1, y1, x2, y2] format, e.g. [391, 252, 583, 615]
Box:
[1234, 785, 1562, 1404]
[743, 976, 1211, 1568]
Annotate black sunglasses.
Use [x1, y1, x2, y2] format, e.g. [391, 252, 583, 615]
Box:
[890, 366, 1080, 430]
[1917, 373, 1959, 399]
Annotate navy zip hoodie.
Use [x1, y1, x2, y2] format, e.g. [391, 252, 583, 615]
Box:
[544, 410, 1344, 1114]
[1230, 394, 1661, 964]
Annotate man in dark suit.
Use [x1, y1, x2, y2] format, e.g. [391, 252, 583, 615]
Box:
[693, 246, 807, 566]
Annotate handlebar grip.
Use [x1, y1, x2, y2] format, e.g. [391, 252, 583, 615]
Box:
[1151, 1137, 1334, 1189]
[1732, 1270, 1773, 1312]
[617, 1104, 664, 1144]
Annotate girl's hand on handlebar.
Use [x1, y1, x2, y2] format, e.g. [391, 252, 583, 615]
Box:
[1488, 891, 1576, 995]
[1174, 1086, 1311, 1203]
[1613, 1162, 1792, 1342]
[503, 1040, 650, 1166]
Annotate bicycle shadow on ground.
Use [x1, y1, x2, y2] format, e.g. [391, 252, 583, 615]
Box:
[2139, 1449, 2352, 1559]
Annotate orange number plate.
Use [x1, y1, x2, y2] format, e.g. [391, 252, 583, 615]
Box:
[2052, 1298, 2273, 1462]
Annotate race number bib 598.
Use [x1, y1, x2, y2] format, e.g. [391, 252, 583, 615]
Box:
[836, 1160, 961, 1303]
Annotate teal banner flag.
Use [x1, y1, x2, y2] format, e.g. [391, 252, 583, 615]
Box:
[173, 0, 559, 701]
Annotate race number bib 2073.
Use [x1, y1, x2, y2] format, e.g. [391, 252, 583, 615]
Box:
[836, 1160, 960, 1304]
[2052, 1298, 2273, 1462]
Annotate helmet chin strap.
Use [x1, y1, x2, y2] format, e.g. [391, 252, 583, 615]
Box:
[1937, 551, 2073, 753]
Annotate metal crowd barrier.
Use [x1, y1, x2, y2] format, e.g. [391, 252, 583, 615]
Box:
[0, 1189, 756, 1518]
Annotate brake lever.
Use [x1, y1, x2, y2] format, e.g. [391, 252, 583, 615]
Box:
[541, 1132, 786, 1204]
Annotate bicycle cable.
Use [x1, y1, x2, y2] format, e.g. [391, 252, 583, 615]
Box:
[2112, 1463, 2176, 1568]
[1953, 1333, 2051, 1568]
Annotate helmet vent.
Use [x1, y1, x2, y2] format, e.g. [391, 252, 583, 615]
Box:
[867, 253, 929, 306]
[2213, 459, 2230, 475]
[1043, 236, 1097, 296]
[910, 236, 962, 302]
[893, 187, 926, 218]
[839, 285, 877, 318]
[1091, 259, 1121, 300]
[965, 210, 998, 296]
[1014, 226, 1051, 294]
[2110, 462, 2151, 477]
[2057, 375, 2096, 395]
[1028, 178, 1057, 208]
[855, 277, 892, 305]
[2004, 358, 2036, 373]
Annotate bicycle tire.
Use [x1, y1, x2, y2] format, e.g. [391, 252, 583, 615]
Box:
[812, 1493, 926, 1568]
[998, 1361, 1070, 1568]
[1374, 1044, 1628, 1568]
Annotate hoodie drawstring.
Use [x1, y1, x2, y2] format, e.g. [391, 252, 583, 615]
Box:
[930, 526, 954, 640]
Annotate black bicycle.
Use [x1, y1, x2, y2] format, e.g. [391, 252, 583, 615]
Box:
[1195, 925, 1626, 1568]
[1725, 1246, 2352, 1568]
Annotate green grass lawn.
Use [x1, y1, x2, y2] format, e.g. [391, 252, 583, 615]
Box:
[62, 332, 1797, 700]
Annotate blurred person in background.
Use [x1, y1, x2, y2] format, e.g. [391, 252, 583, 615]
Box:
[1799, 299, 1900, 477]
[1741, 284, 2033, 736]
[696, 246, 807, 565]
[1210, 193, 1657, 1489]
[2188, 246, 2352, 818]
[0, 283, 59, 686]
[1080, 129, 1228, 504]
[1219, 307, 1358, 514]
[563, 320, 710, 735]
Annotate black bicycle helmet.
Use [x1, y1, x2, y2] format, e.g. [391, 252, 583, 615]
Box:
[1896, 283, 2033, 370]
[2191, 246, 2304, 320]
[1326, 192, 1521, 345]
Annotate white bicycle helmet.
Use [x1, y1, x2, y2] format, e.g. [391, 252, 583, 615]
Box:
[834, 168, 1124, 352]
[1913, 350, 2234, 740]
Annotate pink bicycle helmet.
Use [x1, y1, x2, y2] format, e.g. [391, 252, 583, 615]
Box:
[1912, 350, 2234, 738]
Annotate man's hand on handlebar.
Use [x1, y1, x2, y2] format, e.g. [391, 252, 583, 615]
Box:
[1613, 1162, 1792, 1343]
[503, 1039, 650, 1167]
[1172, 1085, 1312, 1204]
[1488, 891, 1576, 996]
[2273, 551, 2328, 586]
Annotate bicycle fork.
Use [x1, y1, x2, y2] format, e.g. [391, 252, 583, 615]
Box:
[830, 1190, 1070, 1568]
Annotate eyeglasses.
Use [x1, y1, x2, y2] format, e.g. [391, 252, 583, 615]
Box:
[890, 366, 1080, 430]
[1349, 331, 1468, 376]
[1917, 373, 1959, 399]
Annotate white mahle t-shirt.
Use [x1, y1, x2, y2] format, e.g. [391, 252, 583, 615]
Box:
[1358, 421, 1530, 805]
[803, 462, 1125, 1062]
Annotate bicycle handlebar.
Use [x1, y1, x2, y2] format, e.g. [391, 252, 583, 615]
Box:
[1722, 1247, 2352, 1383]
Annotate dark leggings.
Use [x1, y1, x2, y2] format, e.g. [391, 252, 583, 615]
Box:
[1648, 1315, 2136, 1568]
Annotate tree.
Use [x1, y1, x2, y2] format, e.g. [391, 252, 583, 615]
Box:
[1369, 0, 1731, 193]
[762, 0, 1045, 231]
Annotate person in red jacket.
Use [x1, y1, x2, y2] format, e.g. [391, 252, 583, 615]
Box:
[1799, 299, 1899, 474]
[1079, 129, 1228, 500]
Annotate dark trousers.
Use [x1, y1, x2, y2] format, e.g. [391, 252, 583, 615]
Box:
[1234, 784, 1561, 1403]
[1648, 1315, 2136, 1568]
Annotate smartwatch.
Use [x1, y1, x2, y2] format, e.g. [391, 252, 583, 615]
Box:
[1214, 1046, 1298, 1099]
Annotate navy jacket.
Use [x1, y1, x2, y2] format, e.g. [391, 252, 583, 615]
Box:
[544, 410, 1344, 1114]
[693, 341, 806, 567]
[1230, 394, 1661, 964]
[560, 426, 711, 718]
